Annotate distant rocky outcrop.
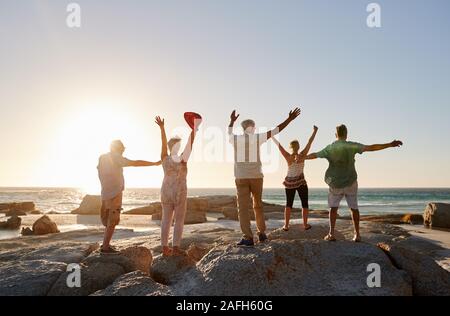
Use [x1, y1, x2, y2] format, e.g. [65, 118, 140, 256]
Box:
[20, 215, 60, 236]
[71, 195, 102, 215]
[0, 215, 21, 230]
[0, 202, 35, 213]
[32, 215, 60, 235]
[401, 214, 424, 225]
[5, 209, 27, 217]
[424, 203, 450, 229]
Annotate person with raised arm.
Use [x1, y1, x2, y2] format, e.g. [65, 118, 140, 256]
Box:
[228, 107, 301, 247]
[155, 115, 201, 256]
[272, 125, 318, 231]
[306, 124, 403, 242]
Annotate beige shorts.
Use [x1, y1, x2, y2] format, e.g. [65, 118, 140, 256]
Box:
[328, 181, 358, 210]
[101, 193, 123, 227]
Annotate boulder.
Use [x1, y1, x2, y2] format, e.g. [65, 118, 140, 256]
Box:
[401, 214, 424, 225]
[30, 210, 42, 215]
[71, 195, 102, 215]
[423, 203, 450, 229]
[152, 210, 207, 224]
[32, 215, 60, 235]
[0, 202, 35, 213]
[378, 242, 450, 296]
[0, 215, 21, 230]
[175, 241, 412, 296]
[222, 207, 255, 221]
[187, 198, 209, 212]
[92, 271, 172, 296]
[120, 246, 153, 274]
[125, 203, 162, 215]
[207, 195, 237, 212]
[48, 261, 126, 296]
[5, 209, 27, 217]
[151, 254, 196, 285]
[187, 243, 212, 262]
[21, 227, 34, 236]
[0, 260, 66, 296]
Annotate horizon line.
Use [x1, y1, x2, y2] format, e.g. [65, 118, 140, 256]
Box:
[1, 186, 450, 190]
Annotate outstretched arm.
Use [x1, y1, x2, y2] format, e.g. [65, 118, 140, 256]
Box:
[266, 107, 301, 140]
[305, 153, 318, 160]
[300, 126, 319, 156]
[155, 116, 168, 160]
[128, 160, 162, 167]
[181, 129, 196, 162]
[271, 137, 291, 162]
[362, 140, 403, 153]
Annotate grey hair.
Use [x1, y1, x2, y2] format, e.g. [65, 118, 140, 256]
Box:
[241, 119, 255, 130]
[168, 137, 182, 152]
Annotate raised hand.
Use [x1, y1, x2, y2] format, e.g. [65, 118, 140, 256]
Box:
[390, 140, 403, 147]
[313, 125, 319, 132]
[288, 107, 301, 121]
[155, 116, 165, 127]
[230, 110, 240, 123]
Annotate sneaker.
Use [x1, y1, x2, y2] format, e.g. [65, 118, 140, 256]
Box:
[100, 246, 120, 255]
[258, 233, 268, 243]
[237, 238, 255, 247]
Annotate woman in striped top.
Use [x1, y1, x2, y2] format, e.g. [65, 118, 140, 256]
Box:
[272, 126, 318, 231]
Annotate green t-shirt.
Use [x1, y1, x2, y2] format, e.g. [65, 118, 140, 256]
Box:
[316, 140, 365, 189]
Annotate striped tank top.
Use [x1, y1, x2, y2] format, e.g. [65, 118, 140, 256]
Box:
[283, 160, 307, 189]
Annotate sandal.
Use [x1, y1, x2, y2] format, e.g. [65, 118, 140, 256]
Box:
[282, 226, 289, 232]
[323, 234, 337, 241]
[352, 235, 361, 242]
[303, 224, 312, 231]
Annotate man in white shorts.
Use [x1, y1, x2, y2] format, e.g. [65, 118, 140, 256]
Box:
[307, 125, 403, 242]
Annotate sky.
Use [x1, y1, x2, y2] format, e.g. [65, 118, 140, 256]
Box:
[0, 0, 449, 191]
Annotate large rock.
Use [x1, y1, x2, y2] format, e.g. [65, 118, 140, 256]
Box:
[175, 240, 412, 296]
[207, 195, 237, 212]
[5, 209, 27, 217]
[0, 202, 35, 213]
[378, 242, 450, 296]
[120, 246, 153, 274]
[71, 195, 102, 215]
[0, 215, 21, 230]
[151, 254, 196, 285]
[92, 271, 172, 296]
[125, 203, 162, 215]
[48, 261, 126, 296]
[187, 243, 212, 262]
[32, 215, 60, 235]
[423, 203, 450, 229]
[0, 260, 66, 296]
[401, 214, 424, 225]
[152, 210, 207, 224]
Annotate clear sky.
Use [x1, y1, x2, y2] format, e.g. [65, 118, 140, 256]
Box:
[1, 0, 450, 191]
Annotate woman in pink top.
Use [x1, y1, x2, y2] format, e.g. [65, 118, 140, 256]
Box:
[155, 116, 200, 257]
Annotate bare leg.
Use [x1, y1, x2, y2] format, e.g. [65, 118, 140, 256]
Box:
[350, 208, 361, 241]
[283, 207, 292, 230]
[328, 207, 339, 238]
[102, 221, 116, 251]
[302, 208, 311, 230]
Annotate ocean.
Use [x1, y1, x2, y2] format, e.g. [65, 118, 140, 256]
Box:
[1, 187, 450, 215]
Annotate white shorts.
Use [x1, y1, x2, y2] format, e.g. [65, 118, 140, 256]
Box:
[328, 181, 359, 210]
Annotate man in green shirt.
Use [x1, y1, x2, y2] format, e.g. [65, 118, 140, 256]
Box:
[307, 125, 403, 242]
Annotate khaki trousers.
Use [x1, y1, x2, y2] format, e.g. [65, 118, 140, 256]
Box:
[235, 178, 266, 240]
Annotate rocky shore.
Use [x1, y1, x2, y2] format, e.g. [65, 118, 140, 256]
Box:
[0, 196, 449, 296]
